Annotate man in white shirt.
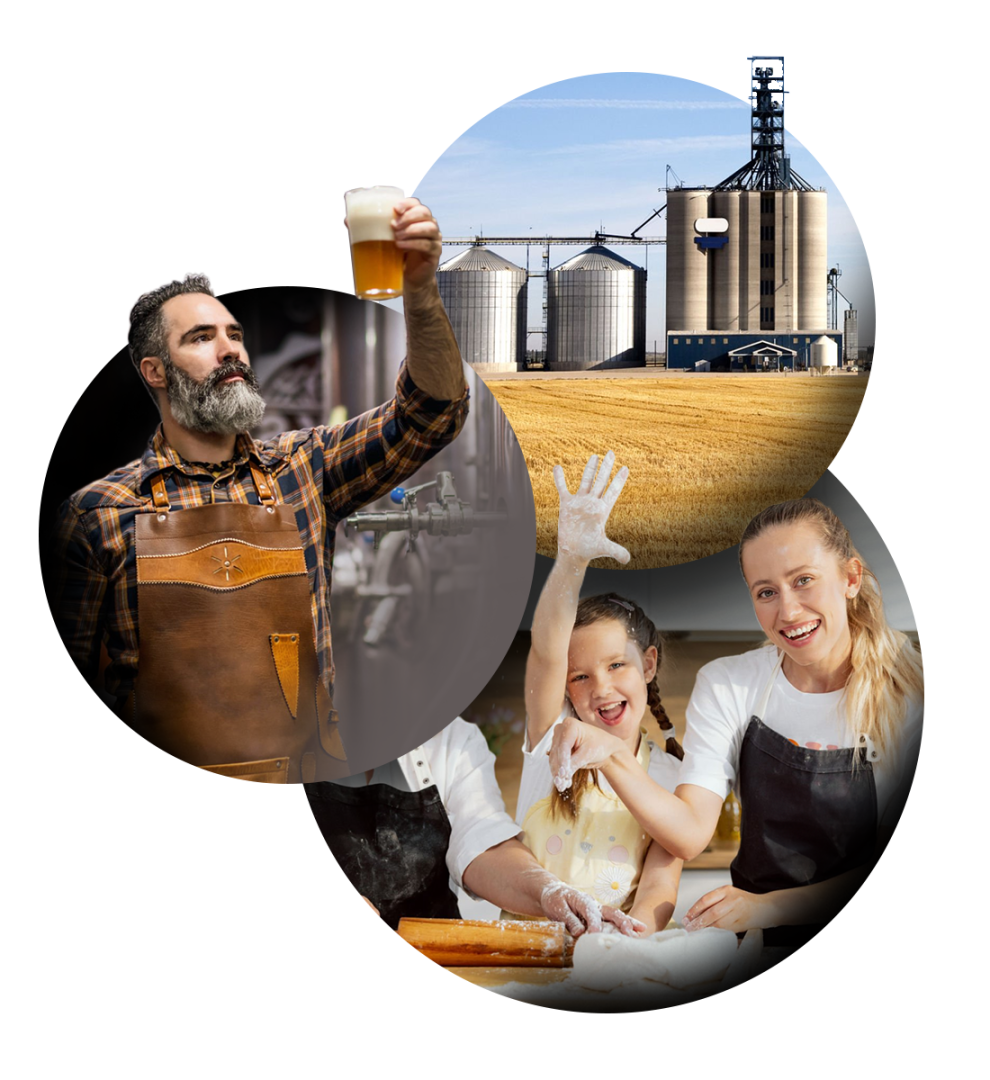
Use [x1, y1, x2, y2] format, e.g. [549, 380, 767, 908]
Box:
[305, 718, 644, 936]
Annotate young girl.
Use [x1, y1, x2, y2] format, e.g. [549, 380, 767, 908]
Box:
[511, 452, 683, 933]
[549, 495, 923, 945]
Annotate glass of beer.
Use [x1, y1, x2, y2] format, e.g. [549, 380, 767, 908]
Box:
[344, 185, 405, 300]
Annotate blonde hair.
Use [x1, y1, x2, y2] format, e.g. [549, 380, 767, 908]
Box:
[740, 498, 923, 758]
[551, 593, 682, 822]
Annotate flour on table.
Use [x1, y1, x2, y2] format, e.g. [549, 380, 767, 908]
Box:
[571, 927, 739, 991]
[486, 927, 768, 1009]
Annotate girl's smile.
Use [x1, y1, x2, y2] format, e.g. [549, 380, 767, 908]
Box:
[566, 619, 657, 750]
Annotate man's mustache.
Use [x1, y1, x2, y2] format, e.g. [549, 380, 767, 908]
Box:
[199, 360, 261, 395]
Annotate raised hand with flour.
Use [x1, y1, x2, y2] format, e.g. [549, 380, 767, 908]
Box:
[554, 451, 631, 565]
[506, 452, 684, 935]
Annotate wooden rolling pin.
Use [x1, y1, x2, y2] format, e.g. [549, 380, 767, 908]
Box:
[397, 918, 574, 967]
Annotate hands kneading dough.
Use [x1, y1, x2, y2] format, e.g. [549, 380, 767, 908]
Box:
[683, 884, 775, 933]
[539, 879, 646, 939]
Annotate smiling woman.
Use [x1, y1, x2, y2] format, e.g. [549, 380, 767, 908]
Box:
[672, 498, 924, 943]
[555, 494, 924, 947]
[743, 518, 864, 692]
[735, 497, 923, 772]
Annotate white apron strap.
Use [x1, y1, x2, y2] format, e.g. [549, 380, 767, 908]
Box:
[754, 651, 785, 720]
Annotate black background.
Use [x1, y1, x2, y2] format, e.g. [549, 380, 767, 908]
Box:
[40, 54, 902, 1019]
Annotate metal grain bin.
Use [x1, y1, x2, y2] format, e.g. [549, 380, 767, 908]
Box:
[436, 247, 527, 373]
[547, 245, 646, 370]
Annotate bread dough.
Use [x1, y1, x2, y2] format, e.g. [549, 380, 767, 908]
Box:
[487, 926, 768, 1010]
[571, 927, 739, 991]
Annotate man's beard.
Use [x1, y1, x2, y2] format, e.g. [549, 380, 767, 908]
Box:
[164, 358, 266, 436]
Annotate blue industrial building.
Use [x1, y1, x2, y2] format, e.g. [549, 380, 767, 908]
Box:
[666, 330, 842, 372]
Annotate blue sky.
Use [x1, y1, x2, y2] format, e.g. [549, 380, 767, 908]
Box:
[414, 70, 875, 351]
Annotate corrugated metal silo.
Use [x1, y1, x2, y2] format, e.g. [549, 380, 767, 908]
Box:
[843, 309, 858, 361]
[547, 245, 646, 370]
[436, 247, 528, 373]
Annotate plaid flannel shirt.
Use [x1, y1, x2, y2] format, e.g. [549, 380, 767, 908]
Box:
[50, 362, 468, 707]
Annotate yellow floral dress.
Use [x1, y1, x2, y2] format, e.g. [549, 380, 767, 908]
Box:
[518, 732, 653, 910]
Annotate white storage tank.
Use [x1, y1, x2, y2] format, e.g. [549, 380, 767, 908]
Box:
[810, 334, 838, 369]
[436, 247, 528, 373]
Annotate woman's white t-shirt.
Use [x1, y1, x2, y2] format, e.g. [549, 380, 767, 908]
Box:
[679, 645, 923, 833]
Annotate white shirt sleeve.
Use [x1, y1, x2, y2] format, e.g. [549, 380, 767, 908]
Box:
[679, 650, 771, 799]
[515, 710, 567, 827]
[424, 719, 522, 898]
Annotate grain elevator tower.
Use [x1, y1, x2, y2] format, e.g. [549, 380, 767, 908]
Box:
[666, 58, 839, 370]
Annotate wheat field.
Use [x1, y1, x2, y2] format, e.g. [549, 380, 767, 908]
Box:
[486, 374, 869, 569]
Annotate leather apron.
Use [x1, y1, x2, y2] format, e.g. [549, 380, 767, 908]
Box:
[305, 749, 461, 930]
[128, 464, 349, 783]
[731, 653, 878, 947]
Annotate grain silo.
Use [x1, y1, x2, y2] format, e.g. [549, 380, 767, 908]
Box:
[843, 309, 859, 362]
[665, 189, 710, 332]
[810, 335, 838, 370]
[436, 246, 527, 373]
[666, 58, 837, 369]
[547, 245, 646, 370]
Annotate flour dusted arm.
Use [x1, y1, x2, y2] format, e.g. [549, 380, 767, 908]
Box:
[462, 841, 646, 938]
[525, 453, 630, 748]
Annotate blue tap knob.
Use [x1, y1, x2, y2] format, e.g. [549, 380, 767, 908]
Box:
[390, 487, 406, 504]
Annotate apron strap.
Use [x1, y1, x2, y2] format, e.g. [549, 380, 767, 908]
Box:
[754, 652, 874, 761]
[856, 732, 880, 763]
[148, 466, 275, 511]
[754, 650, 785, 720]
[149, 475, 170, 512]
[249, 465, 277, 506]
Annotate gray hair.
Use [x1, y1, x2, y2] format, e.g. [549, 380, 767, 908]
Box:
[127, 273, 215, 400]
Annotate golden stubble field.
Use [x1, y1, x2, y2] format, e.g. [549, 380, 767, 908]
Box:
[486, 375, 869, 569]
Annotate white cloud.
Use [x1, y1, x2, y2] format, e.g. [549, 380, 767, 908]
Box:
[507, 98, 747, 110]
[543, 134, 750, 157]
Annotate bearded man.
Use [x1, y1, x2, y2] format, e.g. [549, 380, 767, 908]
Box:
[50, 198, 467, 783]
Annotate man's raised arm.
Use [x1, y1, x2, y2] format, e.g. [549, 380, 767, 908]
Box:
[392, 197, 466, 402]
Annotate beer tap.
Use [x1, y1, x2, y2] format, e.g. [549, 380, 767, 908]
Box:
[345, 471, 507, 554]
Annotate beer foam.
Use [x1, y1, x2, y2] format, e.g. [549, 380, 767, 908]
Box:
[345, 186, 403, 244]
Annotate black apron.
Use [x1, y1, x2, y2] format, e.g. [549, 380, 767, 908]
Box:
[731, 654, 878, 948]
[305, 748, 460, 930]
